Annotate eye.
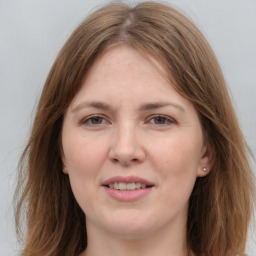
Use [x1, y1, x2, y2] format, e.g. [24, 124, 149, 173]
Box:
[148, 115, 175, 126]
[80, 115, 108, 126]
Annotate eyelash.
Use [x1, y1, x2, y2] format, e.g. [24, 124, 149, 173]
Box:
[80, 115, 109, 126]
[147, 115, 175, 126]
[80, 114, 175, 127]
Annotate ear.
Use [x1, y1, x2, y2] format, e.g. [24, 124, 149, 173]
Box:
[59, 141, 69, 174]
[62, 162, 69, 175]
[197, 143, 215, 177]
[61, 153, 69, 175]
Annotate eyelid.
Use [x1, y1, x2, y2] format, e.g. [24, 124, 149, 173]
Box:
[80, 114, 110, 126]
[147, 114, 176, 125]
[79, 114, 176, 127]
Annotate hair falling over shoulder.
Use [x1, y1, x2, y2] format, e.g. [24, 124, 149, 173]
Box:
[14, 1, 256, 256]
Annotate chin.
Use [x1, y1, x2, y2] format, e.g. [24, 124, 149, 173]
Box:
[107, 224, 152, 240]
[99, 210, 158, 239]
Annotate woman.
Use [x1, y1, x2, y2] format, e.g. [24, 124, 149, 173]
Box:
[15, 2, 256, 256]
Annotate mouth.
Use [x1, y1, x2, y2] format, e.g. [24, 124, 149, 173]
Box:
[104, 182, 153, 191]
[102, 176, 154, 201]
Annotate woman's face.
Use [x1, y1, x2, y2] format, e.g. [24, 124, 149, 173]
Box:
[62, 45, 212, 239]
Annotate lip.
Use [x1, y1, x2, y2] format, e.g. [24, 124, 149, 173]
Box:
[102, 176, 154, 202]
[102, 176, 154, 186]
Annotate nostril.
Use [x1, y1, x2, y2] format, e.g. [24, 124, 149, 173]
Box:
[110, 156, 139, 164]
[112, 158, 119, 163]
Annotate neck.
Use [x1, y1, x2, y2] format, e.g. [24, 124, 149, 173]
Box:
[82, 218, 192, 256]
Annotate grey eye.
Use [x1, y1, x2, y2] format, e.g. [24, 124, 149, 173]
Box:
[149, 115, 173, 125]
[89, 117, 103, 124]
[153, 116, 168, 124]
[81, 116, 106, 126]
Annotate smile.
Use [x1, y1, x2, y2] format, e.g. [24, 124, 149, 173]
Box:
[102, 176, 154, 201]
[107, 182, 152, 190]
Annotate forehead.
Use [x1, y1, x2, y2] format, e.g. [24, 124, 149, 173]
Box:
[72, 45, 175, 99]
[66, 45, 197, 120]
[88, 45, 167, 78]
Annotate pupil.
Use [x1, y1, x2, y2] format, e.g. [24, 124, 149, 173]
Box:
[155, 117, 165, 124]
[92, 117, 102, 124]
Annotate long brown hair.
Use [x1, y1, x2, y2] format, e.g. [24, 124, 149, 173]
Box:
[15, 2, 256, 255]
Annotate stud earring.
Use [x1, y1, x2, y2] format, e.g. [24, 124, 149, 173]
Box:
[203, 167, 207, 172]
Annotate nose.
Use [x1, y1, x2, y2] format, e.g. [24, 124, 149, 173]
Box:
[108, 124, 146, 166]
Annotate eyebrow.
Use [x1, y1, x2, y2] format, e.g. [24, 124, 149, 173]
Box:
[139, 102, 185, 112]
[71, 101, 185, 113]
[72, 101, 111, 112]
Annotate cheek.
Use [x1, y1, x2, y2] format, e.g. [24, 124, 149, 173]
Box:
[150, 134, 202, 182]
[62, 134, 108, 212]
[151, 137, 201, 211]
[62, 133, 108, 178]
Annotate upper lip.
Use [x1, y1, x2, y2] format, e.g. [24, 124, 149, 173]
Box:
[102, 176, 154, 186]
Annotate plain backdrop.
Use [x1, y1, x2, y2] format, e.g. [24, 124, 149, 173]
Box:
[0, 0, 255, 255]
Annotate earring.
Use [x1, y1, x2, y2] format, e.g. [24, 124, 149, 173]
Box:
[203, 167, 207, 172]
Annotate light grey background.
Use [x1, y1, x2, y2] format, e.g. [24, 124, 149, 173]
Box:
[0, 0, 255, 255]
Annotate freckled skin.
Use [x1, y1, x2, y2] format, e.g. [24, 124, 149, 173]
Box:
[62, 45, 212, 252]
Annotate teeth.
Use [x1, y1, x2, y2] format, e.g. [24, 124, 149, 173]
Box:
[109, 182, 148, 190]
[119, 182, 126, 190]
[135, 182, 141, 189]
[127, 183, 136, 190]
[113, 183, 119, 190]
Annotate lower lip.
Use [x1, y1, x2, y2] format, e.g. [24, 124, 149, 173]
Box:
[103, 186, 153, 201]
